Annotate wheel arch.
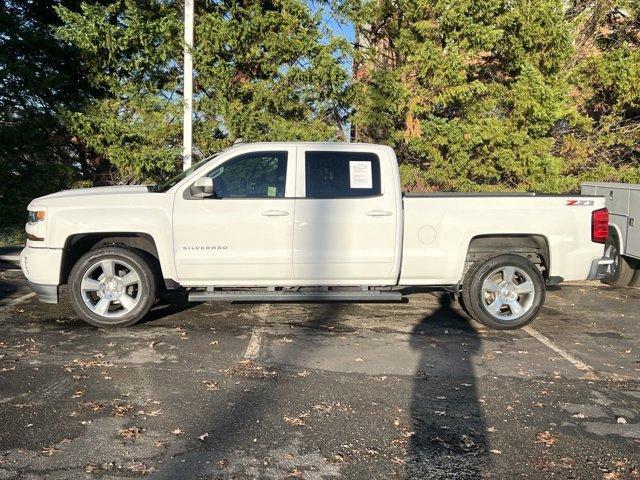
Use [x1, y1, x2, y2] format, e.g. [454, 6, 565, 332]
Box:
[463, 234, 551, 281]
[608, 224, 625, 253]
[61, 232, 166, 287]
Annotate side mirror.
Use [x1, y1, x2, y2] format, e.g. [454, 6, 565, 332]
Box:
[189, 177, 214, 198]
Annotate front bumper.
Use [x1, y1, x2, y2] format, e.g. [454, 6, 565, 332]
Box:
[26, 280, 59, 303]
[20, 246, 63, 303]
[587, 257, 615, 280]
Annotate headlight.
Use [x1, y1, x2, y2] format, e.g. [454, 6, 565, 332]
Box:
[27, 210, 45, 223]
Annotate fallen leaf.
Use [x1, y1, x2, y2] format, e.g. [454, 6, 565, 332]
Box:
[112, 404, 133, 417]
[128, 462, 155, 475]
[222, 360, 276, 379]
[284, 416, 306, 426]
[172, 429, 184, 435]
[203, 381, 220, 391]
[536, 431, 556, 447]
[198, 433, 209, 441]
[120, 427, 142, 440]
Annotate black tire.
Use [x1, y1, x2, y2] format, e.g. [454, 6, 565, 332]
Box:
[602, 235, 635, 288]
[68, 247, 157, 327]
[458, 293, 473, 318]
[461, 254, 545, 330]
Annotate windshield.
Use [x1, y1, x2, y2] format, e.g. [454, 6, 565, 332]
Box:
[152, 152, 222, 192]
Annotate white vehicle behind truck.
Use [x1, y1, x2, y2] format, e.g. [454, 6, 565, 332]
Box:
[581, 182, 640, 287]
[21, 142, 611, 329]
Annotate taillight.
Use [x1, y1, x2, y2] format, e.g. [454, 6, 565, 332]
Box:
[591, 208, 609, 244]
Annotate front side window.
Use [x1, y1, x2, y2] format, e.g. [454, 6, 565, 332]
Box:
[305, 151, 381, 198]
[206, 151, 288, 198]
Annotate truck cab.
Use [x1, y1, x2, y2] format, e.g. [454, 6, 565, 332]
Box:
[169, 143, 403, 287]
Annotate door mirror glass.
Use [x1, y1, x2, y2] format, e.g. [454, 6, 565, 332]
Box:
[190, 177, 214, 198]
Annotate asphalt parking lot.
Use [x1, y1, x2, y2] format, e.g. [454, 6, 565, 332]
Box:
[0, 266, 638, 480]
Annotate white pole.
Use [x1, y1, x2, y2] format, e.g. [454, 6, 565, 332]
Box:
[182, 0, 194, 170]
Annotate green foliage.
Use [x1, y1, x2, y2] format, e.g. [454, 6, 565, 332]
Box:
[347, 0, 639, 192]
[0, 226, 25, 248]
[3, 0, 639, 205]
[566, 2, 640, 184]
[0, 0, 94, 227]
[56, 0, 352, 182]
[55, 1, 183, 181]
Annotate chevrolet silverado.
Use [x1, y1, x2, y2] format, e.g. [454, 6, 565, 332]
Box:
[21, 142, 611, 329]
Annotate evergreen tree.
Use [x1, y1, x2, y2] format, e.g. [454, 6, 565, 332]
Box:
[346, 0, 580, 192]
[0, 0, 95, 227]
[56, 0, 352, 182]
[348, 0, 640, 192]
[566, 0, 640, 184]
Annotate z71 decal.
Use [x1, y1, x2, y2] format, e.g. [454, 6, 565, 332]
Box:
[566, 199, 595, 206]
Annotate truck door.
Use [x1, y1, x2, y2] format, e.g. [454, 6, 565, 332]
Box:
[293, 147, 401, 284]
[627, 189, 640, 259]
[173, 147, 295, 284]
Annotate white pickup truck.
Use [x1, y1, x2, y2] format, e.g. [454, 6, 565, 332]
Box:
[21, 142, 612, 329]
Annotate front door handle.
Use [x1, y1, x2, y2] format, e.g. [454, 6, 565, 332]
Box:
[366, 210, 393, 217]
[261, 210, 289, 217]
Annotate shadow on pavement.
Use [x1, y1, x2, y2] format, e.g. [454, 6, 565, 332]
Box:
[138, 290, 199, 325]
[406, 293, 488, 479]
[153, 301, 346, 480]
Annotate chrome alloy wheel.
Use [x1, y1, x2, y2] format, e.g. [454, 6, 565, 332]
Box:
[481, 266, 536, 321]
[80, 259, 142, 318]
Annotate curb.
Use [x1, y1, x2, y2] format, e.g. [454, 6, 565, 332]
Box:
[0, 246, 22, 268]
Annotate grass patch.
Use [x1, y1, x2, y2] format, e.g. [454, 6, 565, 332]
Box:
[0, 226, 25, 247]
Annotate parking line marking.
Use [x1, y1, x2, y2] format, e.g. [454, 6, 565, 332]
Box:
[244, 327, 264, 360]
[523, 325, 594, 373]
[0, 292, 36, 309]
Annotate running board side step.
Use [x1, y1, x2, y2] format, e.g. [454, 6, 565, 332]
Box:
[188, 289, 403, 303]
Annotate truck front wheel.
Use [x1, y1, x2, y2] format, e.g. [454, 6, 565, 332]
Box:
[461, 254, 545, 330]
[68, 247, 157, 327]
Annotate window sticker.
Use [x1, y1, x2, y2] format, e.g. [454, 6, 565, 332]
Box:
[349, 161, 373, 189]
[267, 186, 277, 197]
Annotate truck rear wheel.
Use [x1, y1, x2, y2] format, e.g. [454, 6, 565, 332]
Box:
[68, 247, 157, 327]
[602, 235, 635, 288]
[461, 254, 545, 330]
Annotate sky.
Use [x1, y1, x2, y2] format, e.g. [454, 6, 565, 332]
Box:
[310, 0, 356, 44]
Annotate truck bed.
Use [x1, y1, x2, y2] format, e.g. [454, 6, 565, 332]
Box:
[400, 193, 605, 285]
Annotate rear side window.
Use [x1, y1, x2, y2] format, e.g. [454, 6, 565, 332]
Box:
[305, 151, 381, 198]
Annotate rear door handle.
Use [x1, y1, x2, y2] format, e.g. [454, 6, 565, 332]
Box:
[261, 210, 289, 217]
[366, 210, 393, 217]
